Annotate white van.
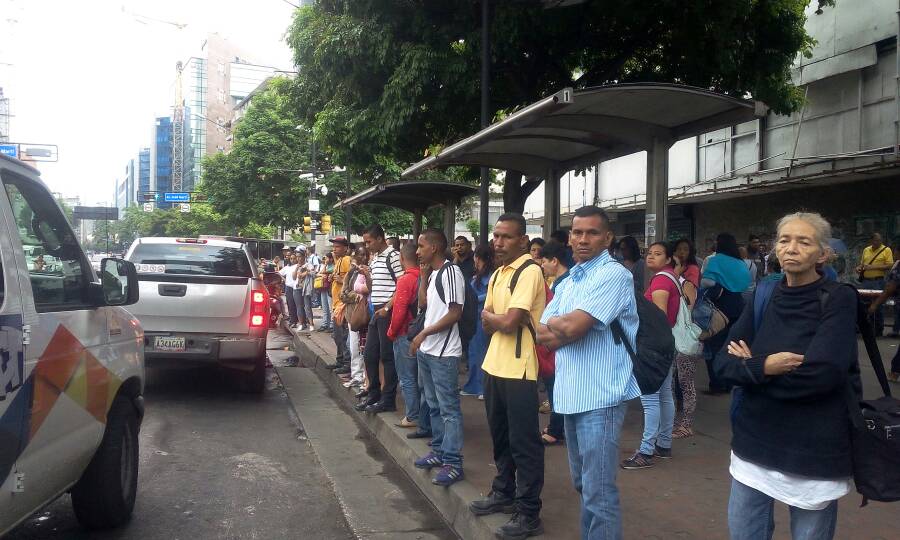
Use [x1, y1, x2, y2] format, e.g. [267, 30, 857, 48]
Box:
[0, 154, 145, 534]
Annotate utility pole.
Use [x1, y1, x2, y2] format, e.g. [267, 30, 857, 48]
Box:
[479, 0, 491, 246]
[172, 61, 185, 192]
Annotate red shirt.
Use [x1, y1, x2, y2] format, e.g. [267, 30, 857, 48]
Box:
[682, 264, 700, 288]
[387, 266, 420, 340]
[645, 271, 680, 328]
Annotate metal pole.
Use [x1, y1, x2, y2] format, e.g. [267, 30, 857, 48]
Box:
[478, 0, 490, 246]
[345, 174, 353, 239]
[311, 140, 317, 242]
[895, 1, 899, 157]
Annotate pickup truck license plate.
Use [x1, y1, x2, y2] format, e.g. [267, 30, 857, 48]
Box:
[154, 336, 186, 352]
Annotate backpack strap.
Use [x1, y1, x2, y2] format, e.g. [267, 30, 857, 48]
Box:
[611, 320, 637, 363]
[385, 248, 399, 282]
[511, 259, 539, 358]
[655, 270, 686, 301]
[431, 261, 458, 357]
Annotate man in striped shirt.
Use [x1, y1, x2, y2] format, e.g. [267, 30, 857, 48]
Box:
[537, 205, 641, 540]
[355, 224, 404, 414]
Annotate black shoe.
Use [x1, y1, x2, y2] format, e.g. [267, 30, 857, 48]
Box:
[654, 445, 672, 459]
[325, 363, 342, 371]
[496, 513, 543, 539]
[354, 389, 369, 399]
[406, 430, 432, 439]
[469, 491, 515, 516]
[365, 401, 397, 414]
[354, 399, 377, 412]
[334, 366, 351, 375]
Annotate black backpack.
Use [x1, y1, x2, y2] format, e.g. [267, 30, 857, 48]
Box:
[610, 289, 676, 395]
[489, 259, 542, 358]
[434, 262, 478, 352]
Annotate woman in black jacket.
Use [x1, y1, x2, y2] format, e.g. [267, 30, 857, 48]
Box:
[713, 212, 859, 540]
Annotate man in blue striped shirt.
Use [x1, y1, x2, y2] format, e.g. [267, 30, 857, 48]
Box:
[537, 205, 640, 540]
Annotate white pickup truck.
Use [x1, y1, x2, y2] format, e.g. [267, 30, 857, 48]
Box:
[125, 237, 269, 392]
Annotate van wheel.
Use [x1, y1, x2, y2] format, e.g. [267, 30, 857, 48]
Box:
[71, 395, 139, 530]
[243, 353, 267, 394]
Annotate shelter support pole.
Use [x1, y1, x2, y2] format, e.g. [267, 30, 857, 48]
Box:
[645, 137, 670, 246]
[413, 208, 423, 241]
[344, 175, 353, 238]
[543, 169, 560, 239]
[478, 0, 491, 246]
[443, 199, 456, 243]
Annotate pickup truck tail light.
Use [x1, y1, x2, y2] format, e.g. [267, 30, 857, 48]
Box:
[250, 289, 268, 327]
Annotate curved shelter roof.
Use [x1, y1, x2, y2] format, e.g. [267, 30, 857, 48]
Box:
[403, 83, 766, 178]
[334, 181, 478, 213]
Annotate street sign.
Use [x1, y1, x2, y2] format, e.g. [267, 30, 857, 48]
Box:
[179, 203, 191, 213]
[17, 143, 58, 162]
[164, 192, 190, 203]
[143, 203, 154, 212]
[73, 206, 119, 221]
[309, 199, 320, 212]
[0, 144, 17, 159]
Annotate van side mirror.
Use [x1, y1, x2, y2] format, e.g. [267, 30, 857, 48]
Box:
[100, 258, 139, 306]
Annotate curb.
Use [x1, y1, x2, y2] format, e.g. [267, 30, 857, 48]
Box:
[290, 330, 507, 540]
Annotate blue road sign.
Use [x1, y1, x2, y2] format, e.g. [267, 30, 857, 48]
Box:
[164, 192, 190, 202]
[0, 144, 18, 159]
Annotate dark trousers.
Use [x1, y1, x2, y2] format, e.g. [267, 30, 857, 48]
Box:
[484, 373, 544, 517]
[363, 310, 398, 405]
[544, 375, 565, 439]
[891, 346, 900, 375]
[285, 286, 298, 325]
[333, 319, 350, 365]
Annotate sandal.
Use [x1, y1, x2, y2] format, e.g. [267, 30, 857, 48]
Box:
[672, 426, 694, 439]
[541, 428, 563, 446]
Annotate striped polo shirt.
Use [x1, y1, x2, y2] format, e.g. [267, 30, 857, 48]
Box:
[370, 246, 403, 306]
[540, 250, 641, 414]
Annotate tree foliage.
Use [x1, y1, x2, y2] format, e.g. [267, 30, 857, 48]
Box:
[286, 0, 825, 211]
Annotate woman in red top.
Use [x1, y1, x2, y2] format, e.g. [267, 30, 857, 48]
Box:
[387, 243, 422, 429]
[622, 242, 679, 470]
[671, 238, 701, 438]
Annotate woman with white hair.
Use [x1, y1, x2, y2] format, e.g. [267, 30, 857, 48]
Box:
[713, 212, 860, 540]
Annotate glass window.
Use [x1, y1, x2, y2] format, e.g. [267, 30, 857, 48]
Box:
[129, 243, 252, 277]
[3, 173, 91, 311]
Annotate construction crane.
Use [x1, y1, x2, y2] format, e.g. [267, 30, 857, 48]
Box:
[172, 60, 184, 193]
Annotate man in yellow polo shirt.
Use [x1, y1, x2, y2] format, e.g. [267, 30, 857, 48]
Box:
[468, 213, 546, 540]
[858, 232, 894, 335]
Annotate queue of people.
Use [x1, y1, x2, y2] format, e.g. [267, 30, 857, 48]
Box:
[285, 205, 886, 540]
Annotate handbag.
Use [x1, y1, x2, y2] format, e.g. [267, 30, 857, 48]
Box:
[348, 297, 371, 331]
[858, 246, 887, 282]
[692, 286, 729, 340]
[656, 271, 703, 355]
[313, 276, 324, 289]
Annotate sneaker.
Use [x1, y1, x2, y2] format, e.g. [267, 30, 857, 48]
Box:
[478, 394, 484, 401]
[654, 445, 672, 459]
[432, 464, 464, 486]
[496, 513, 544, 539]
[414, 452, 442, 470]
[469, 491, 515, 516]
[621, 452, 654, 470]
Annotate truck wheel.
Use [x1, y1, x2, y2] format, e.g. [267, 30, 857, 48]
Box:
[71, 395, 139, 530]
[243, 352, 267, 394]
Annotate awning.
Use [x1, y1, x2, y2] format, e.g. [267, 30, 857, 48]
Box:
[402, 83, 767, 178]
[334, 181, 478, 213]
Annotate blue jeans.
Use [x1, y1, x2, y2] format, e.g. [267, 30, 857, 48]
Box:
[417, 351, 463, 467]
[393, 335, 420, 422]
[564, 403, 627, 540]
[638, 367, 674, 455]
[319, 290, 332, 328]
[728, 478, 838, 540]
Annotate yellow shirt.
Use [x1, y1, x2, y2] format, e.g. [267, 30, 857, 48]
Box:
[332, 255, 351, 313]
[861, 246, 894, 280]
[482, 253, 546, 381]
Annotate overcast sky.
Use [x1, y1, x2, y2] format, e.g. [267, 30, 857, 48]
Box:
[1, 0, 296, 205]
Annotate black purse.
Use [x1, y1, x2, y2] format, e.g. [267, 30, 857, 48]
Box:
[407, 309, 426, 340]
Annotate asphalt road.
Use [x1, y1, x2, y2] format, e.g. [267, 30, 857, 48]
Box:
[7, 333, 354, 540]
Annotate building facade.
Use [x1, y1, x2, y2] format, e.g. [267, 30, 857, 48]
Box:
[523, 0, 900, 280]
[115, 158, 137, 216]
[183, 34, 277, 184]
[150, 117, 173, 209]
[138, 148, 151, 205]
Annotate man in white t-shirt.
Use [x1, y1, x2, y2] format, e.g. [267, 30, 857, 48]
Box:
[279, 254, 299, 327]
[410, 228, 466, 487]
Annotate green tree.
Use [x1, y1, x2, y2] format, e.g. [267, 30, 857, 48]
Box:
[286, 0, 828, 212]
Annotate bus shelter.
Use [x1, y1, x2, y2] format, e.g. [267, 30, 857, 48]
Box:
[333, 181, 478, 240]
[402, 83, 766, 242]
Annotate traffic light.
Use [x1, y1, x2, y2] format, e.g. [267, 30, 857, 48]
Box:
[303, 216, 312, 234]
[319, 214, 331, 233]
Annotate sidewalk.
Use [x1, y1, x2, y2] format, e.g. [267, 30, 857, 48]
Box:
[282, 321, 898, 540]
